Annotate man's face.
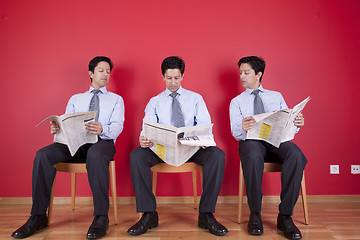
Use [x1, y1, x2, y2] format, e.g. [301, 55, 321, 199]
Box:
[239, 63, 262, 90]
[163, 68, 183, 92]
[89, 61, 111, 89]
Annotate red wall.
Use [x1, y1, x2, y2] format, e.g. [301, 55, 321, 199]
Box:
[0, 0, 359, 198]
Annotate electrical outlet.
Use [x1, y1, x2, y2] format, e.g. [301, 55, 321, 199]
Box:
[351, 165, 360, 174]
[330, 165, 339, 174]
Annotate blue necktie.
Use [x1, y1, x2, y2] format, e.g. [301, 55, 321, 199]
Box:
[252, 89, 265, 115]
[89, 89, 101, 121]
[170, 92, 185, 127]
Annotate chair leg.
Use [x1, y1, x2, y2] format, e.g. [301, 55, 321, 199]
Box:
[300, 172, 309, 225]
[109, 161, 118, 225]
[152, 171, 157, 196]
[71, 173, 76, 210]
[238, 163, 244, 224]
[192, 171, 198, 209]
[48, 175, 56, 225]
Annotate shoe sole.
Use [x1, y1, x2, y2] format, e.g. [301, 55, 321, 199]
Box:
[149, 222, 158, 229]
[277, 226, 302, 240]
[198, 223, 228, 236]
[11, 224, 48, 239]
[247, 229, 263, 236]
[127, 222, 158, 236]
[86, 224, 109, 239]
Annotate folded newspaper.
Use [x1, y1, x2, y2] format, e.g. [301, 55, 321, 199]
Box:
[246, 96, 310, 148]
[36, 111, 98, 156]
[143, 119, 216, 167]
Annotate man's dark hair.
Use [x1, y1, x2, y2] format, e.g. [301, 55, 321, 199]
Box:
[88, 56, 114, 73]
[161, 56, 185, 76]
[237, 56, 265, 82]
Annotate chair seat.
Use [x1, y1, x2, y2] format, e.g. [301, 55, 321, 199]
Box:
[48, 160, 118, 225]
[238, 162, 309, 225]
[151, 162, 203, 209]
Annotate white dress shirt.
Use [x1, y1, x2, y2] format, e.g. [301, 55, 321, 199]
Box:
[140, 86, 211, 136]
[229, 85, 287, 141]
[66, 86, 125, 141]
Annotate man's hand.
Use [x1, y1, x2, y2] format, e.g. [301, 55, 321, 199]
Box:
[294, 113, 305, 128]
[50, 121, 60, 134]
[140, 136, 154, 148]
[86, 121, 103, 135]
[242, 116, 256, 132]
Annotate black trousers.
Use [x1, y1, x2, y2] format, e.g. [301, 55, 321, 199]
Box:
[238, 140, 307, 216]
[30, 140, 115, 216]
[130, 146, 225, 213]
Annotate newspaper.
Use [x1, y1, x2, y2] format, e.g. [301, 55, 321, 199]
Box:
[36, 111, 98, 156]
[143, 119, 216, 167]
[246, 96, 310, 148]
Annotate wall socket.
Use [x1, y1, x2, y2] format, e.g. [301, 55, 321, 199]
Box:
[351, 165, 360, 174]
[330, 165, 339, 174]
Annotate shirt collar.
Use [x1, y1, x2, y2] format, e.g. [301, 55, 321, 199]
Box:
[245, 84, 264, 95]
[89, 86, 108, 94]
[165, 85, 184, 96]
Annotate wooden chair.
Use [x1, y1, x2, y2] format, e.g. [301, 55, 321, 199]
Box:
[238, 162, 309, 225]
[151, 162, 203, 209]
[48, 160, 118, 225]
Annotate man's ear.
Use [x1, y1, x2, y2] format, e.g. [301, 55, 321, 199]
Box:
[256, 72, 262, 80]
[89, 71, 93, 81]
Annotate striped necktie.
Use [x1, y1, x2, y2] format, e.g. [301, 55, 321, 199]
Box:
[170, 92, 185, 127]
[252, 89, 265, 115]
[89, 89, 101, 121]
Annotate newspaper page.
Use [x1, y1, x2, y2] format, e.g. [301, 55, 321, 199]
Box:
[36, 111, 98, 156]
[246, 96, 310, 147]
[178, 124, 216, 146]
[143, 119, 215, 167]
[281, 97, 310, 142]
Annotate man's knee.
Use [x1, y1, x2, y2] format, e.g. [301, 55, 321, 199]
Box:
[211, 147, 225, 165]
[240, 151, 265, 174]
[130, 147, 148, 168]
[34, 146, 54, 166]
[283, 143, 307, 166]
[207, 146, 225, 158]
[242, 148, 264, 162]
[86, 147, 110, 169]
[239, 140, 265, 163]
[198, 147, 225, 170]
[292, 148, 307, 167]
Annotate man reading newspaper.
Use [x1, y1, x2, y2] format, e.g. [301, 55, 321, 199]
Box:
[128, 56, 228, 236]
[229, 56, 307, 240]
[12, 56, 124, 239]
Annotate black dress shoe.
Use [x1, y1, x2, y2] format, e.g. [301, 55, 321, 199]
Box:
[198, 213, 228, 236]
[277, 214, 302, 240]
[86, 215, 109, 239]
[127, 212, 158, 235]
[247, 212, 263, 235]
[11, 214, 48, 239]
